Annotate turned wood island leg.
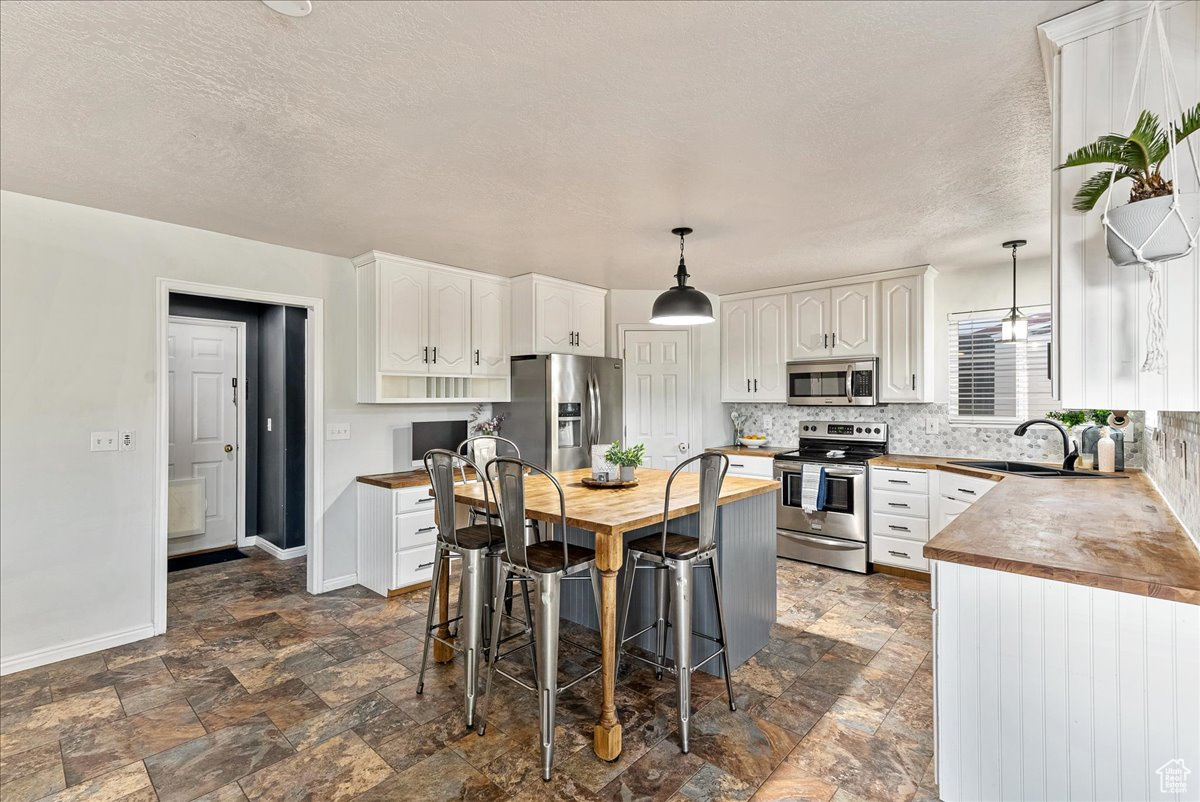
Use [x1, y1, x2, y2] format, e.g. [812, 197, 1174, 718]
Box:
[593, 531, 623, 761]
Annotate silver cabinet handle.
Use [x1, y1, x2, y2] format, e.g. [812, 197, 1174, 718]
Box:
[431, 346, 437, 363]
[912, 373, 916, 390]
[417, 561, 435, 570]
[414, 497, 434, 505]
[730, 462, 746, 468]
[887, 502, 909, 508]
[888, 524, 910, 532]
[888, 549, 911, 558]
[887, 479, 909, 484]
[957, 488, 977, 495]
[416, 525, 437, 533]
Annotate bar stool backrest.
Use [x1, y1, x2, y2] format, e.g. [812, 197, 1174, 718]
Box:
[485, 456, 570, 573]
[660, 452, 729, 555]
[424, 448, 487, 549]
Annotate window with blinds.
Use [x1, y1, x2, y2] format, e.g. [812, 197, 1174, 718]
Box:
[948, 306, 1057, 426]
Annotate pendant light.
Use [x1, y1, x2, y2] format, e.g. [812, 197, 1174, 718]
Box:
[1000, 239, 1028, 342]
[650, 227, 715, 325]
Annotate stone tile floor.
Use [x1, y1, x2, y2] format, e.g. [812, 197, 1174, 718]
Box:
[0, 549, 939, 801]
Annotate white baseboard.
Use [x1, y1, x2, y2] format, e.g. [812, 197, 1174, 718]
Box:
[1, 624, 156, 676]
[321, 573, 358, 593]
[249, 536, 307, 561]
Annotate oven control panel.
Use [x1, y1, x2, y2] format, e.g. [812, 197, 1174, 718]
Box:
[797, 421, 888, 443]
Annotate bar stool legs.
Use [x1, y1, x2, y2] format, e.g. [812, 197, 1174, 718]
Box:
[671, 561, 693, 752]
[653, 565, 670, 680]
[416, 541, 445, 696]
[533, 574, 560, 782]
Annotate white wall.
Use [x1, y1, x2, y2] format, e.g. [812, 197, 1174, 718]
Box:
[606, 289, 731, 449]
[933, 258, 1051, 404]
[0, 191, 483, 672]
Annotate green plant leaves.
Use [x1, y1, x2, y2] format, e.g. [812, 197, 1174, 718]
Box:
[1072, 168, 1137, 212]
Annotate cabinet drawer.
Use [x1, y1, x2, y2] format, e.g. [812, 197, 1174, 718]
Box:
[870, 467, 928, 493]
[395, 509, 439, 550]
[871, 489, 929, 518]
[394, 484, 437, 514]
[872, 512, 929, 542]
[940, 474, 996, 504]
[394, 546, 437, 589]
[724, 454, 774, 478]
[872, 534, 929, 572]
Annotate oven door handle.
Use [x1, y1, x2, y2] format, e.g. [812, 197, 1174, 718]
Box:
[778, 531, 865, 550]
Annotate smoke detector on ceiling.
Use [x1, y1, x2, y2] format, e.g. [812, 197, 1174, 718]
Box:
[262, 0, 312, 17]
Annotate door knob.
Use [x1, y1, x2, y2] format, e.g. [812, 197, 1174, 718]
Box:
[224, 444, 233, 453]
[678, 443, 688, 453]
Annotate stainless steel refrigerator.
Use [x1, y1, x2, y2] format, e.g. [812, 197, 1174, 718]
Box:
[495, 354, 624, 472]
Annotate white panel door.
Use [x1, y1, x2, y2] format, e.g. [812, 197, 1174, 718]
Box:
[168, 320, 239, 556]
[623, 330, 691, 470]
[471, 278, 510, 376]
[788, 289, 831, 360]
[830, 281, 876, 358]
[721, 299, 754, 401]
[879, 275, 922, 402]
[533, 281, 574, 353]
[573, 290, 607, 356]
[428, 271, 471, 375]
[378, 261, 428, 372]
[753, 295, 787, 401]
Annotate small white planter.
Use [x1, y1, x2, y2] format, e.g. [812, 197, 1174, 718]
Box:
[1105, 192, 1200, 266]
[620, 465, 636, 482]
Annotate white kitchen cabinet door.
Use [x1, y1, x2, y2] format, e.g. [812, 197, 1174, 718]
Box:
[428, 271, 471, 376]
[471, 278, 510, 376]
[534, 281, 575, 354]
[788, 289, 831, 360]
[378, 260, 429, 373]
[879, 275, 923, 402]
[753, 295, 787, 401]
[573, 290, 607, 356]
[721, 298, 755, 401]
[830, 281, 876, 358]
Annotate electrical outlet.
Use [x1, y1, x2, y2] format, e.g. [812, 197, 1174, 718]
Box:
[119, 430, 136, 451]
[326, 422, 351, 441]
[90, 431, 118, 452]
[924, 417, 939, 435]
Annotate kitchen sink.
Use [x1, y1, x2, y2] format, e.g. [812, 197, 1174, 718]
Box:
[948, 460, 1126, 478]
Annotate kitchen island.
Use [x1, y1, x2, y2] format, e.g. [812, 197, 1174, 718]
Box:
[918, 463, 1200, 802]
[444, 466, 778, 762]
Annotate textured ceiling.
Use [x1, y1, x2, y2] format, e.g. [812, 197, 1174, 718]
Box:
[0, 0, 1089, 292]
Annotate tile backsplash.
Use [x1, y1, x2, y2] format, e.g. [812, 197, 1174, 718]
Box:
[727, 402, 1144, 468]
[1144, 411, 1200, 541]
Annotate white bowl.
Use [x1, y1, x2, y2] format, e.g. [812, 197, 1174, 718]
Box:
[737, 437, 769, 448]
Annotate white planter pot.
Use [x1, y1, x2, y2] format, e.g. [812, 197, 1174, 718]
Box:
[1105, 192, 1200, 266]
[620, 465, 636, 482]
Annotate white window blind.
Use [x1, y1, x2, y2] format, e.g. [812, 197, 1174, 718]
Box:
[948, 306, 1058, 426]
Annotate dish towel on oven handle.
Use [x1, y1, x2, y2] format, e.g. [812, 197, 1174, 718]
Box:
[799, 464, 826, 513]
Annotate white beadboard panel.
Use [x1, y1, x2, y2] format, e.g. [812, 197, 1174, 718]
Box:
[356, 483, 393, 596]
[1049, 2, 1200, 411]
[934, 561, 1200, 802]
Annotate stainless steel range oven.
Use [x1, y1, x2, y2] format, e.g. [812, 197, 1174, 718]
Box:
[786, 358, 877, 406]
[773, 421, 888, 573]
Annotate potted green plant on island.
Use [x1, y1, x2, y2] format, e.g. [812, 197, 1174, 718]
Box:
[1057, 104, 1200, 265]
[604, 441, 646, 482]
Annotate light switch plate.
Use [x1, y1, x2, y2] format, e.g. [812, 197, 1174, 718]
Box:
[91, 431, 118, 452]
[119, 430, 136, 451]
[326, 422, 351, 441]
[924, 417, 939, 435]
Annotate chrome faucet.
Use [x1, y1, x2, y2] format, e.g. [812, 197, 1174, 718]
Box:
[1013, 418, 1079, 470]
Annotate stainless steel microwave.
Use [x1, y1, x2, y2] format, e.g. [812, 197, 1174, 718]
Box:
[786, 358, 877, 406]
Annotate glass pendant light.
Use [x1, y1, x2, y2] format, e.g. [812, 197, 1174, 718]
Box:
[650, 227, 715, 325]
[1000, 239, 1028, 342]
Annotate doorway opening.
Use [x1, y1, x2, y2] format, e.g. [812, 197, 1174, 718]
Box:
[154, 279, 325, 635]
[167, 295, 308, 567]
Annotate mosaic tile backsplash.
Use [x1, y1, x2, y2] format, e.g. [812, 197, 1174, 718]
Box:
[727, 402, 1145, 468]
[1144, 411, 1200, 541]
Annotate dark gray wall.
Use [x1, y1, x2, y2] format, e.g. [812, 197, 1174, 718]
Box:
[168, 294, 306, 551]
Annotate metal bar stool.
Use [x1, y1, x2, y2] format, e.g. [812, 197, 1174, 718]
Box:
[477, 457, 603, 781]
[614, 452, 736, 753]
[416, 449, 533, 731]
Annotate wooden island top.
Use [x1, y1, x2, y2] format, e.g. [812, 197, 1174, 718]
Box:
[881, 455, 1200, 605]
[443, 466, 778, 536]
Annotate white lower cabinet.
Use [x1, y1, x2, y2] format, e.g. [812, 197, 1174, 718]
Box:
[358, 481, 448, 596]
[722, 453, 774, 479]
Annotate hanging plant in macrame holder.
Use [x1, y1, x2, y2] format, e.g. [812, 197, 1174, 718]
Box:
[1057, 1, 1200, 374]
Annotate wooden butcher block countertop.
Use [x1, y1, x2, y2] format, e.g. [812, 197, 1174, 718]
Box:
[873, 455, 1200, 605]
[356, 467, 477, 489]
[706, 444, 792, 458]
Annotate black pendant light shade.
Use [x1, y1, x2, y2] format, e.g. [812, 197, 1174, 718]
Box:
[650, 227, 715, 325]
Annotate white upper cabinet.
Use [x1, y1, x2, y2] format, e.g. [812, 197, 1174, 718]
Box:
[878, 274, 933, 402]
[1040, 2, 1199, 411]
[788, 289, 830, 360]
[428, 271, 471, 376]
[721, 295, 786, 401]
[355, 252, 512, 403]
[378, 260, 429, 373]
[788, 282, 876, 360]
[830, 282, 876, 358]
[511, 274, 607, 357]
[470, 278, 510, 376]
